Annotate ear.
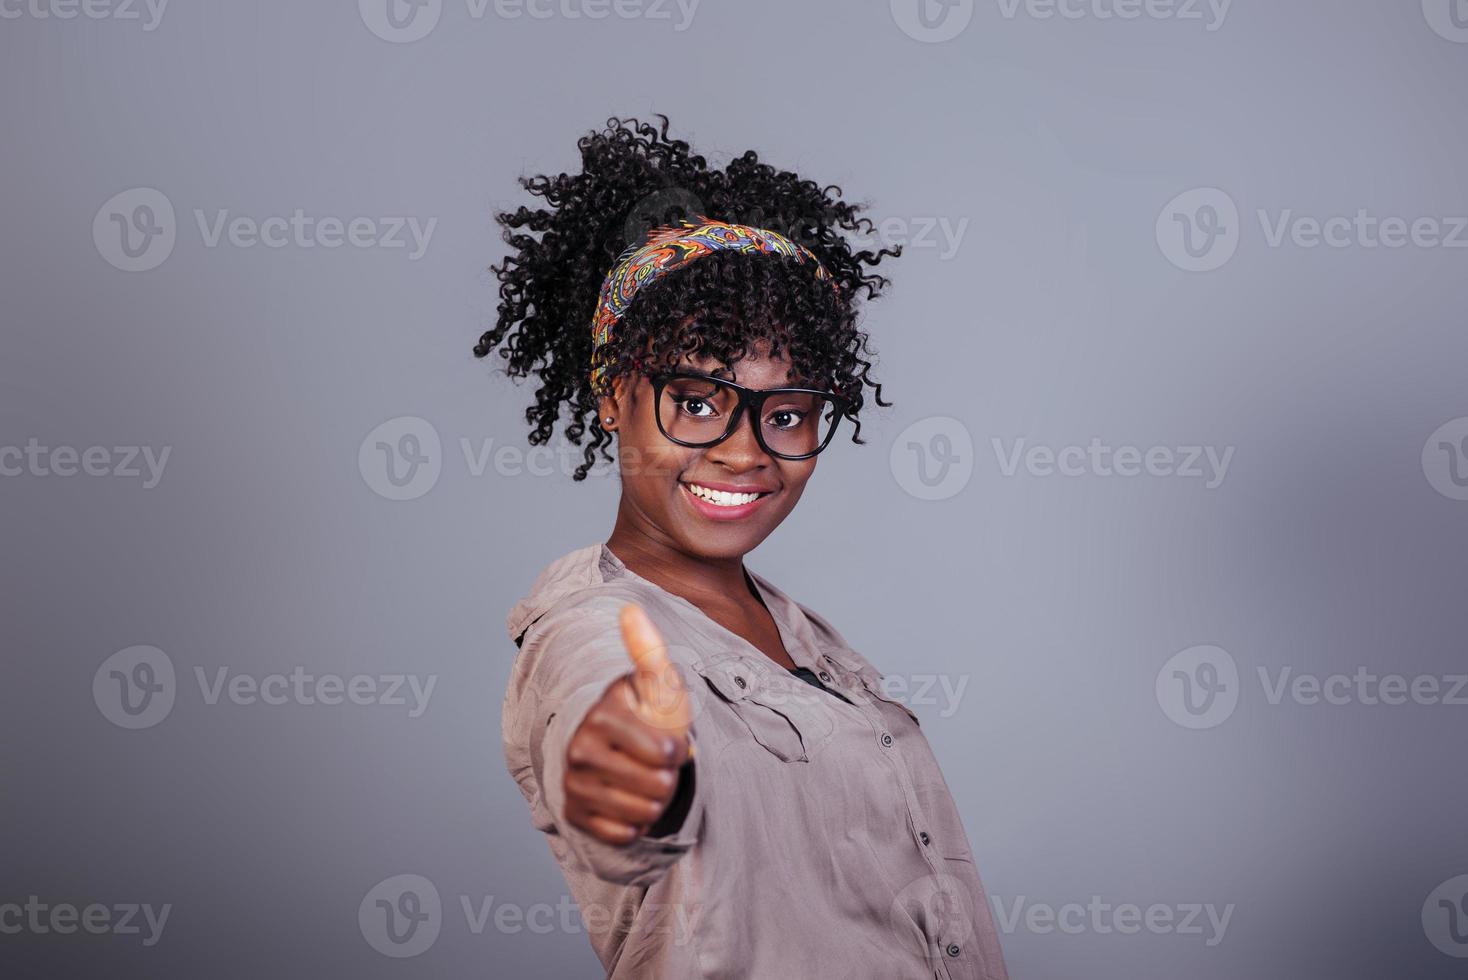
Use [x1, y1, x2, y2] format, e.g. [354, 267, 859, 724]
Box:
[598, 370, 635, 427]
[597, 390, 619, 427]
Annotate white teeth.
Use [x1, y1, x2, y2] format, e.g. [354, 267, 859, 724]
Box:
[687, 483, 765, 506]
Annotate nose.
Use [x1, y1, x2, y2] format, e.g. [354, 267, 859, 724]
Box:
[704, 402, 774, 470]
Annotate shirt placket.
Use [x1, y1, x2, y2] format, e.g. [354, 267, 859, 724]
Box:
[813, 652, 978, 980]
[725, 578, 990, 978]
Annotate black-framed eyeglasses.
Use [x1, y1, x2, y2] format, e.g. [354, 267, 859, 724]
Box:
[643, 368, 851, 461]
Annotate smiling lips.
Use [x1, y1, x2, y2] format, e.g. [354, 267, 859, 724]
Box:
[683, 481, 773, 505]
[680, 481, 776, 519]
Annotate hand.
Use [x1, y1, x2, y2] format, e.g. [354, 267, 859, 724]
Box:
[562, 603, 695, 846]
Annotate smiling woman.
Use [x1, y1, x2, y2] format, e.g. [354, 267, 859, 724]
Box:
[480, 114, 1012, 980]
[473, 115, 896, 484]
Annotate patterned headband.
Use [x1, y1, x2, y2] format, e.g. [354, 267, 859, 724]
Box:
[588, 216, 837, 397]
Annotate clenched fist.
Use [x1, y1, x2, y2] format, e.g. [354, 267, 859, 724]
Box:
[563, 603, 695, 846]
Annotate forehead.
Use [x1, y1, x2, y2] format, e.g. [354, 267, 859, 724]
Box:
[672, 341, 803, 388]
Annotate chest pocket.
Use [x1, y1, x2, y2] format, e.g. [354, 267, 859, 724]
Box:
[692, 653, 835, 763]
[820, 652, 922, 729]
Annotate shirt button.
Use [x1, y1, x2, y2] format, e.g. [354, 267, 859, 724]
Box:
[879, 731, 893, 747]
[919, 831, 930, 846]
[734, 675, 747, 689]
[945, 943, 961, 958]
[818, 670, 832, 683]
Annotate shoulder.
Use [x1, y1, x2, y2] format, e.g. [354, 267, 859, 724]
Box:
[520, 587, 638, 646]
[506, 542, 650, 645]
[505, 543, 604, 645]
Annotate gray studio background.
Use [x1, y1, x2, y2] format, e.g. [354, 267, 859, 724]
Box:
[3, 1, 1467, 977]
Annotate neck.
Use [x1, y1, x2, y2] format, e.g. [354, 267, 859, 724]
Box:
[605, 523, 756, 608]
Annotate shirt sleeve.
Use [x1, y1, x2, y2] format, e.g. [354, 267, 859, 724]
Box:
[504, 593, 705, 887]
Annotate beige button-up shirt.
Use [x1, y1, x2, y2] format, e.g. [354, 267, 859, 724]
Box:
[503, 542, 1010, 980]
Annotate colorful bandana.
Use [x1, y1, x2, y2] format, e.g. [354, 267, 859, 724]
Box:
[588, 216, 837, 397]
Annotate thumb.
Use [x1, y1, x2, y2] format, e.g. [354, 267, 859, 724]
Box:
[620, 603, 693, 744]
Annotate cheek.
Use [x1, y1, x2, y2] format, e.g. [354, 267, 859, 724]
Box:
[781, 461, 817, 491]
[618, 437, 693, 486]
[775, 480, 809, 512]
[768, 466, 815, 511]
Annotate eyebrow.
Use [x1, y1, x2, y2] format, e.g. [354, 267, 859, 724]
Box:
[673, 367, 815, 389]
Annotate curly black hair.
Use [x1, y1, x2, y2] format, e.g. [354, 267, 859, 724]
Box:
[473, 114, 899, 481]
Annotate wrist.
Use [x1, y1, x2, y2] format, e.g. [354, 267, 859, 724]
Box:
[645, 756, 696, 838]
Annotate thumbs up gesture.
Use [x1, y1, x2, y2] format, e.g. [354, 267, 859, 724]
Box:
[563, 604, 695, 846]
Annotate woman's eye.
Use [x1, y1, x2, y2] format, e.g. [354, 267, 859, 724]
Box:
[766, 409, 807, 430]
[674, 396, 717, 418]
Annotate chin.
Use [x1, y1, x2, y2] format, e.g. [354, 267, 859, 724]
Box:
[677, 521, 779, 561]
